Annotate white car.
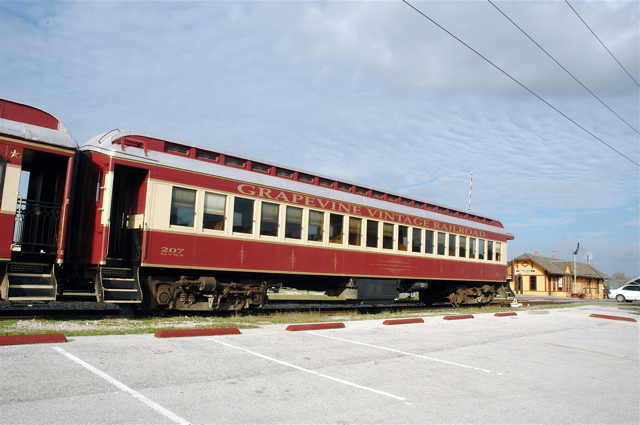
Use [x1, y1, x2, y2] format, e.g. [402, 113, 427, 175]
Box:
[609, 283, 640, 302]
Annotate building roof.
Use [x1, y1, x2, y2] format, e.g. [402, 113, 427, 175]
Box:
[513, 253, 610, 279]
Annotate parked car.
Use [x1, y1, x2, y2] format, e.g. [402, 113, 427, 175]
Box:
[609, 282, 640, 302]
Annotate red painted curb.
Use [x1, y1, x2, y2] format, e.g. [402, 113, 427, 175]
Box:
[286, 322, 345, 331]
[589, 314, 637, 323]
[382, 318, 424, 325]
[154, 328, 241, 338]
[495, 312, 518, 317]
[0, 333, 67, 346]
[443, 314, 474, 321]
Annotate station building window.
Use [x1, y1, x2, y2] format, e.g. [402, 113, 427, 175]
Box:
[329, 213, 344, 244]
[412, 228, 422, 253]
[233, 197, 254, 234]
[203, 193, 226, 231]
[260, 202, 279, 236]
[459, 236, 467, 257]
[448, 234, 456, 256]
[425, 230, 434, 254]
[170, 187, 196, 227]
[308, 210, 324, 241]
[349, 217, 362, 246]
[382, 223, 394, 250]
[437, 232, 446, 255]
[366, 220, 379, 248]
[398, 225, 408, 251]
[285, 206, 302, 239]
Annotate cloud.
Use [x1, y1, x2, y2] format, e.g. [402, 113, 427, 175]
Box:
[0, 0, 638, 276]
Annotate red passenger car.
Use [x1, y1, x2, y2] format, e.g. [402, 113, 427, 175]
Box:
[70, 130, 513, 311]
[0, 99, 78, 301]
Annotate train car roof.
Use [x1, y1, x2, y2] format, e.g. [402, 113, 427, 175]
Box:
[0, 98, 78, 149]
[81, 129, 513, 238]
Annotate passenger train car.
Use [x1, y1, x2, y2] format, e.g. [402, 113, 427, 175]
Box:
[0, 98, 514, 312]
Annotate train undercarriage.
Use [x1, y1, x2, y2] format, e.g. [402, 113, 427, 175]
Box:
[2, 262, 510, 312]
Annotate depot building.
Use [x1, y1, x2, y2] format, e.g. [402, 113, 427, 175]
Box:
[509, 251, 609, 299]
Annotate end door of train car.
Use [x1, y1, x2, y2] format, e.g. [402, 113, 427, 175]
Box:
[72, 137, 150, 305]
[0, 99, 78, 302]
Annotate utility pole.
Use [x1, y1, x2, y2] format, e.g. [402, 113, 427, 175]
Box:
[573, 243, 580, 294]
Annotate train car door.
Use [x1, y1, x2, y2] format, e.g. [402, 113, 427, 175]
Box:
[4, 147, 74, 301]
[96, 164, 148, 304]
[106, 164, 148, 265]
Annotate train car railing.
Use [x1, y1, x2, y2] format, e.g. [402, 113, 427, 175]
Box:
[13, 197, 62, 254]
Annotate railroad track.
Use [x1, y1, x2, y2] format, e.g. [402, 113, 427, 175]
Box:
[0, 298, 561, 321]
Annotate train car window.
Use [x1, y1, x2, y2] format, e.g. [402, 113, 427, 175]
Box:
[348, 217, 362, 246]
[298, 173, 314, 183]
[478, 239, 485, 260]
[448, 234, 457, 256]
[285, 206, 302, 239]
[308, 210, 324, 241]
[203, 193, 226, 231]
[196, 150, 218, 161]
[469, 238, 477, 258]
[329, 214, 344, 244]
[170, 187, 196, 227]
[260, 202, 279, 236]
[425, 230, 434, 254]
[398, 225, 408, 251]
[495, 242, 502, 261]
[233, 197, 254, 233]
[366, 220, 379, 248]
[459, 236, 467, 257]
[412, 228, 422, 253]
[437, 232, 446, 255]
[382, 223, 394, 250]
[487, 241, 494, 261]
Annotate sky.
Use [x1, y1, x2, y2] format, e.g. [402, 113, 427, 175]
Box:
[1, 0, 638, 278]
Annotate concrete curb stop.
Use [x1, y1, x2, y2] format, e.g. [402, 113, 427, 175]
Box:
[443, 314, 474, 321]
[382, 318, 425, 325]
[286, 322, 345, 331]
[495, 312, 518, 317]
[154, 328, 242, 338]
[589, 314, 637, 323]
[0, 333, 68, 346]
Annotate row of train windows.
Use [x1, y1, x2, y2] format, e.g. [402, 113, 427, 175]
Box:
[170, 187, 502, 261]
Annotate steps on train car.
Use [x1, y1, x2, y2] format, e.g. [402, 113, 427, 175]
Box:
[3, 263, 57, 301]
[98, 266, 142, 303]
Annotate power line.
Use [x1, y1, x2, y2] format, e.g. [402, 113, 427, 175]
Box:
[488, 0, 639, 135]
[402, 0, 639, 167]
[565, 0, 640, 88]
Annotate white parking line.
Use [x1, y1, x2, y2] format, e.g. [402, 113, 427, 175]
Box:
[207, 337, 410, 404]
[308, 332, 501, 375]
[52, 347, 191, 425]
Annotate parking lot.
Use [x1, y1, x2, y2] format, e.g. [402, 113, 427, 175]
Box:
[1, 304, 638, 424]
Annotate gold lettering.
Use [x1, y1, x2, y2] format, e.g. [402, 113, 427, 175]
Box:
[237, 184, 256, 195]
[258, 187, 273, 199]
[274, 192, 291, 202]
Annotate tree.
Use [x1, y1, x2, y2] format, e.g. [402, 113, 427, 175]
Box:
[611, 272, 635, 281]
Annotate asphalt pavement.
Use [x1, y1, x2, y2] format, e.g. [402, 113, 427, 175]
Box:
[1, 303, 638, 424]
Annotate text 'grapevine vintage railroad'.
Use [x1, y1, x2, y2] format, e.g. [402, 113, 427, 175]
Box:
[0, 98, 514, 312]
